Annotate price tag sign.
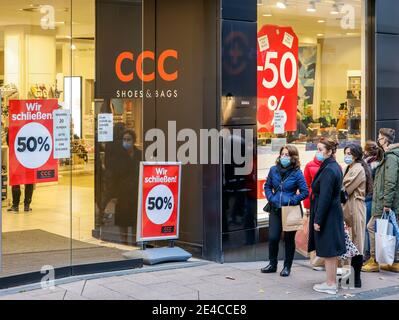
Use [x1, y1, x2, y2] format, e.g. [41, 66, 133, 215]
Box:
[98, 113, 113, 142]
[9, 99, 58, 185]
[137, 162, 181, 242]
[53, 109, 71, 159]
[274, 110, 286, 134]
[257, 25, 298, 133]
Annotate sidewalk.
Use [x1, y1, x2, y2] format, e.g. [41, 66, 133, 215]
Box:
[0, 260, 399, 300]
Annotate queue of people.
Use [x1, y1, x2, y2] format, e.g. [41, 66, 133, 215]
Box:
[261, 128, 399, 295]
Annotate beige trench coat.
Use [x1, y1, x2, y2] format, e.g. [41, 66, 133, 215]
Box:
[342, 162, 366, 254]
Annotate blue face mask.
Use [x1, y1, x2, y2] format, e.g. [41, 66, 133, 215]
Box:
[315, 152, 325, 162]
[280, 156, 291, 168]
[123, 142, 133, 150]
[344, 155, 353, 165]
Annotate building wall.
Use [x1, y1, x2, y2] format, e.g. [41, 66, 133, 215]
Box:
[374, 0, 399, 141]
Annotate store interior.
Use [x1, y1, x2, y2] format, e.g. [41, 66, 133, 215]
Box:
[0, 0, 144, 277]
[256, 0, 365, 222]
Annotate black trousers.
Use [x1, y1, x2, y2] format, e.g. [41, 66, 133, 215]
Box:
[12, 184, 34, 207]
[268, 208, 296, 268]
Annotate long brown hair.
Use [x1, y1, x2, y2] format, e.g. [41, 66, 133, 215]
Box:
[364, 140, 383, 161]
[277, 145, 300, 169]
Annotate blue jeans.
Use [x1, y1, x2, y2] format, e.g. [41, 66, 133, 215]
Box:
[364, 199, 372, 255]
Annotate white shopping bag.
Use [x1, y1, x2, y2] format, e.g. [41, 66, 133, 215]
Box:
[375, 233, 396, 265]
[376, 215, 389, 234]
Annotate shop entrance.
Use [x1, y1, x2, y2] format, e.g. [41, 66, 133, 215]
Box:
[0, 0, 143, 280]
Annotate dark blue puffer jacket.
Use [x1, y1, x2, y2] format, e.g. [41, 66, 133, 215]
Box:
[264, 165, 309, 209]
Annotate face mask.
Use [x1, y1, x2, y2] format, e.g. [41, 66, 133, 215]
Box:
[315, 152, 325, 162]
[344, 155, 353, 165]
[280, 156, 291, 168]
[123, 141, 133, 150]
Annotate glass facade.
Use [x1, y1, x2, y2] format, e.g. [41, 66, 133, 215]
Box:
[256, 0, 366, 224]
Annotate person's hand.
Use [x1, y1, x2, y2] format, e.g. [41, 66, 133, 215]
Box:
[384, 207, 391, 213]
[314, 223, 321, 232]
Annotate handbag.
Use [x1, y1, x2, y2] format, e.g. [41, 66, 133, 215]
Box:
[340, 188, 349, 204]
[295, 214, 310, 257]
[282, 200, 304, 232]
[339, 226, 360, 260]
[263, 202, 272, 213]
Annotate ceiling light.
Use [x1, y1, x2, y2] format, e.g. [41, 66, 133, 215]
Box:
[276, 1, 287, 9]
[317, 33, 324, 37]
[318, 19, 325, 23]
[71, 44, 77, 50]
[263, 13, 273, 17]
[330, 3, 339, 15]
[307, 1, 316, 12]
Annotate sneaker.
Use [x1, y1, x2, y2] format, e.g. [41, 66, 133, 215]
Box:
[312, 266, 326, 271]
[24, 206, 32, 212]
[7, 206, 19, 213]
[313, 282, 338, 295]
[362, 257, 379, 272]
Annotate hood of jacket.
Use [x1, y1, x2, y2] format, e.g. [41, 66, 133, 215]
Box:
[386, 143, 399, 157]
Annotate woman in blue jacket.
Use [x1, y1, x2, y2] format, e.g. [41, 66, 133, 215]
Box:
[261, 145, 309, 277]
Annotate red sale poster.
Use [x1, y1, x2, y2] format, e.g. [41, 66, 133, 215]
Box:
[9, 99, 58, 185]
[257, 25, 298, 133]
[137, 162, 181, 241]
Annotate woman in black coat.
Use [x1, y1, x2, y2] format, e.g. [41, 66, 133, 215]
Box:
[308, 137, 346, 295]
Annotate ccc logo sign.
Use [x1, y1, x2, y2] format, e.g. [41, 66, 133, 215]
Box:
[115, 50, 178, 83]
[37, 170, 55, 179]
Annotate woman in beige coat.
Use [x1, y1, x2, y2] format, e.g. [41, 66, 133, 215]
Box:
[342, 144, 373, 288]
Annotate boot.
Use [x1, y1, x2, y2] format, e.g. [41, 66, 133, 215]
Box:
[351, 255, 363, 288]
[388, 262, 399, 273]
[362, 257, 379, 272]
[380, 264, 391, 271]
[261, 263, 277, 273]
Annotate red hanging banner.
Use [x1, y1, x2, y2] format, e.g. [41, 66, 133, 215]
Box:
[9, 99, 58, 185]
[257, 25, 298, 133]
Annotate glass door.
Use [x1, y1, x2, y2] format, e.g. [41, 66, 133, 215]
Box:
[0, 0, 73, 277]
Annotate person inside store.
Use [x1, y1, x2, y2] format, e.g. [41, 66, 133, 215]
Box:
[363, 128, 399, 273]
[5, 130, 34, 213]
[303, 147, 324, 271]
[308, 137, 346, 295]
[363, 141, 382, 262]
[342, 144, 373, 288]
[261, 145, 308, 277]
[7, 185, 34, 213]
[104, 129, 141, 244]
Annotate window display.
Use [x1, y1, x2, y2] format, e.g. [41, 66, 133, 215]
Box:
[257, 0, 365, 221]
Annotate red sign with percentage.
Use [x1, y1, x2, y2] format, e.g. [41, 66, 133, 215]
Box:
[257, 25, 298, 133]
[137, 162, 181, 241]
[9, 99, 58, 185]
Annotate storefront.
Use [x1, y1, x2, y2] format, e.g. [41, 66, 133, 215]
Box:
[0, 0, 398, 287]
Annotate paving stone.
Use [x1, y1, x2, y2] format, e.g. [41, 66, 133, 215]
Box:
[57, 280, 87, 295]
